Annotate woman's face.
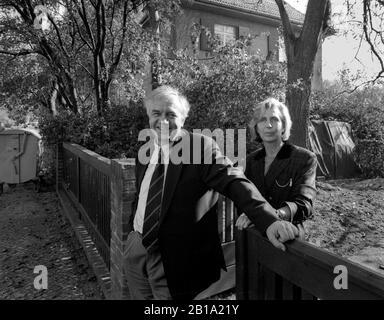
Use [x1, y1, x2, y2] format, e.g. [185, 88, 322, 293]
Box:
[256, 106, 285, 144]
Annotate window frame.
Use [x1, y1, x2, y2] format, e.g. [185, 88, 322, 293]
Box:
[213, 23, 237, 47]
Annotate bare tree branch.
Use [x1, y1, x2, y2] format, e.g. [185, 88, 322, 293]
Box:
[73, 15, 93, 50]
[47, 14, 69, 59]
[78, 0, 96, 49]
[363, 0, 384, 81]
[109, 0, 129, 83]
[0, 49, 39, 56]
[78, 61, 94, 78]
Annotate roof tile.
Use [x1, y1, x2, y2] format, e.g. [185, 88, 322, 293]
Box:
[197, 0, 305, 24]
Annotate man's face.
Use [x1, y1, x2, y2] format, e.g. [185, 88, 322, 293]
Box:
[147, 95, 186, 143]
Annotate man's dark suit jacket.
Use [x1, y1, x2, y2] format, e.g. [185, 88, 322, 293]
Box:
[130, 131, 278, 300]
[245, 143, 317, 224]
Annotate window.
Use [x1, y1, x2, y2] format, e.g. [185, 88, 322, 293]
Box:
[214, 24, 237, 46]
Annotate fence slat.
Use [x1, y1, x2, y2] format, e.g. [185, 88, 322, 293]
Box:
[225, 198, 233, 243]
[217, 195, 225, 242]
[235, 230, 248, 300]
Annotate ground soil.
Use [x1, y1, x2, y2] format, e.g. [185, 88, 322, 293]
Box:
[306, 178, 384, 274]
[0, 182, 104, 300]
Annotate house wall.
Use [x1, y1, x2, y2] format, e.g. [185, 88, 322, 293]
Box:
[171, 5, 323, 90]
[174, 7, 281, 60]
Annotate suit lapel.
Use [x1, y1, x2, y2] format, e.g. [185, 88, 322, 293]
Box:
[158, 130, 188, 225]
[264, 143, 292, 188]
[159, 161, 183, 225]
[252, 152, 266, 194]
[136, 160, 148, 193]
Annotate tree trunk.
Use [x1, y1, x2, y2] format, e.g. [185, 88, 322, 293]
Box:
[286, 59, 313, 148]
[286, 78, 311, 148]
[50, 80, 59, 116]
[276, 0, 330, 148]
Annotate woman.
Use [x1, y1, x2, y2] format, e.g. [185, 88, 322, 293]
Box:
[236, 98, 317, 238]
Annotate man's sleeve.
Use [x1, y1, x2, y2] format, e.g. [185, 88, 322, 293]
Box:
[199, 136, 278, 234]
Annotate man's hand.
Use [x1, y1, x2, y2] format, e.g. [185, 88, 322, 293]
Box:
[266, 221, 299, 251]
[235, 213, 254, 230]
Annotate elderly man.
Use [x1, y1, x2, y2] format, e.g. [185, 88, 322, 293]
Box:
[124, 85, 299, 300]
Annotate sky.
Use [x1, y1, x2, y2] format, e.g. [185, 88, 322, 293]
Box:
[284, 0, 381, 82]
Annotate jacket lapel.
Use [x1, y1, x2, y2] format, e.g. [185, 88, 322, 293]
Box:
[136, 159, 148, 194]
[264, 143, 293, 188]
[159, 161, 183, 225]
[250, 149, 266, 194]
[158, 131, 188, 225]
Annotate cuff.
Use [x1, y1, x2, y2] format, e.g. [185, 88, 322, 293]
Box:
[284, 201, 298, 223]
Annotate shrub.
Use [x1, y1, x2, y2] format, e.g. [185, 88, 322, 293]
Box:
[353, 139, 384, 178]
[38, 102, 148, 159]
[310, 82, 384, 177]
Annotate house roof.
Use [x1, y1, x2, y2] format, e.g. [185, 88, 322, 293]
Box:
[196, 0, 305, 24]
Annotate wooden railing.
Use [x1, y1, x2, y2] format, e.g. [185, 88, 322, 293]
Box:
[62, 143, 111, 269]
[58, 142, 384, 300]
[236, 228, 384, 300]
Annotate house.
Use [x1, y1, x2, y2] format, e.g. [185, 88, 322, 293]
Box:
[138, 0, 322, 92]
[171, 0, 322, 90]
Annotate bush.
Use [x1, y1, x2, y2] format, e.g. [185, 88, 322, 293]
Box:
[310, 84, 384, 141]
[310, 82, 384, 177]
[38, 102, 148, 159]
[353, 139, 384, 178]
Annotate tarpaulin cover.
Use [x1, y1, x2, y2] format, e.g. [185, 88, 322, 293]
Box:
[309, 120, 360, 179]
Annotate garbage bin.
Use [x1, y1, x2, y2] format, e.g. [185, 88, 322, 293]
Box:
[0, 128, 42, 186]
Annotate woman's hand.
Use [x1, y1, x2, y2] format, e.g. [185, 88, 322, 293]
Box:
[235, 213, 254, 230]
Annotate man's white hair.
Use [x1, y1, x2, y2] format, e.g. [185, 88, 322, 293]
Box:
[144, 85, 190, 119]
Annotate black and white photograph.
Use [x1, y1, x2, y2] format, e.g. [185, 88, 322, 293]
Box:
[0, 0, 383, 309]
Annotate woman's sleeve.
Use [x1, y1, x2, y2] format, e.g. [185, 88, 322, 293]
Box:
[284, 152, 317, 224]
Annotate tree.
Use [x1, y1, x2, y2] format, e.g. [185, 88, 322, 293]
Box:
[346, 0, 384, 83]
[275, 0, 332, 147]
[0, 0, 179, 116]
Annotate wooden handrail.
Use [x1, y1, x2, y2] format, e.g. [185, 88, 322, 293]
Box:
[63, 142, 111, 176]
[236, 228, 384, 300]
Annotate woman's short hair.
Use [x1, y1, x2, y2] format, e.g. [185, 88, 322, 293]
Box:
[144, 85, 190, 120]
[248, 98, 292, 142]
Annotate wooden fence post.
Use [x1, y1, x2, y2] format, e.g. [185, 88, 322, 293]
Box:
[236, 229, 248, 300]
[110, 158, 136, 300]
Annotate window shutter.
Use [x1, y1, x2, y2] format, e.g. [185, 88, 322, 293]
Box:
[200, 18, 213, 51]
[239, 26, 250, 39]
[250, 34, 268, 59]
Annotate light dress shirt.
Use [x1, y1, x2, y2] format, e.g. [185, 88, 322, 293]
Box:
[133, 142, 170, 233]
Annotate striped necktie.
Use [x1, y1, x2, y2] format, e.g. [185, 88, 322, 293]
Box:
[142, 148, 165, 252]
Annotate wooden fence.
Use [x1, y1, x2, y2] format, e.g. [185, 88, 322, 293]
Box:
[61, 143, 112, 270]
[236, 228, 384, 300]
[58, 142, 384, 300]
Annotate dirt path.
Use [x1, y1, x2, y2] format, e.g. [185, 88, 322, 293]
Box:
[0, 182, 104, 300]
